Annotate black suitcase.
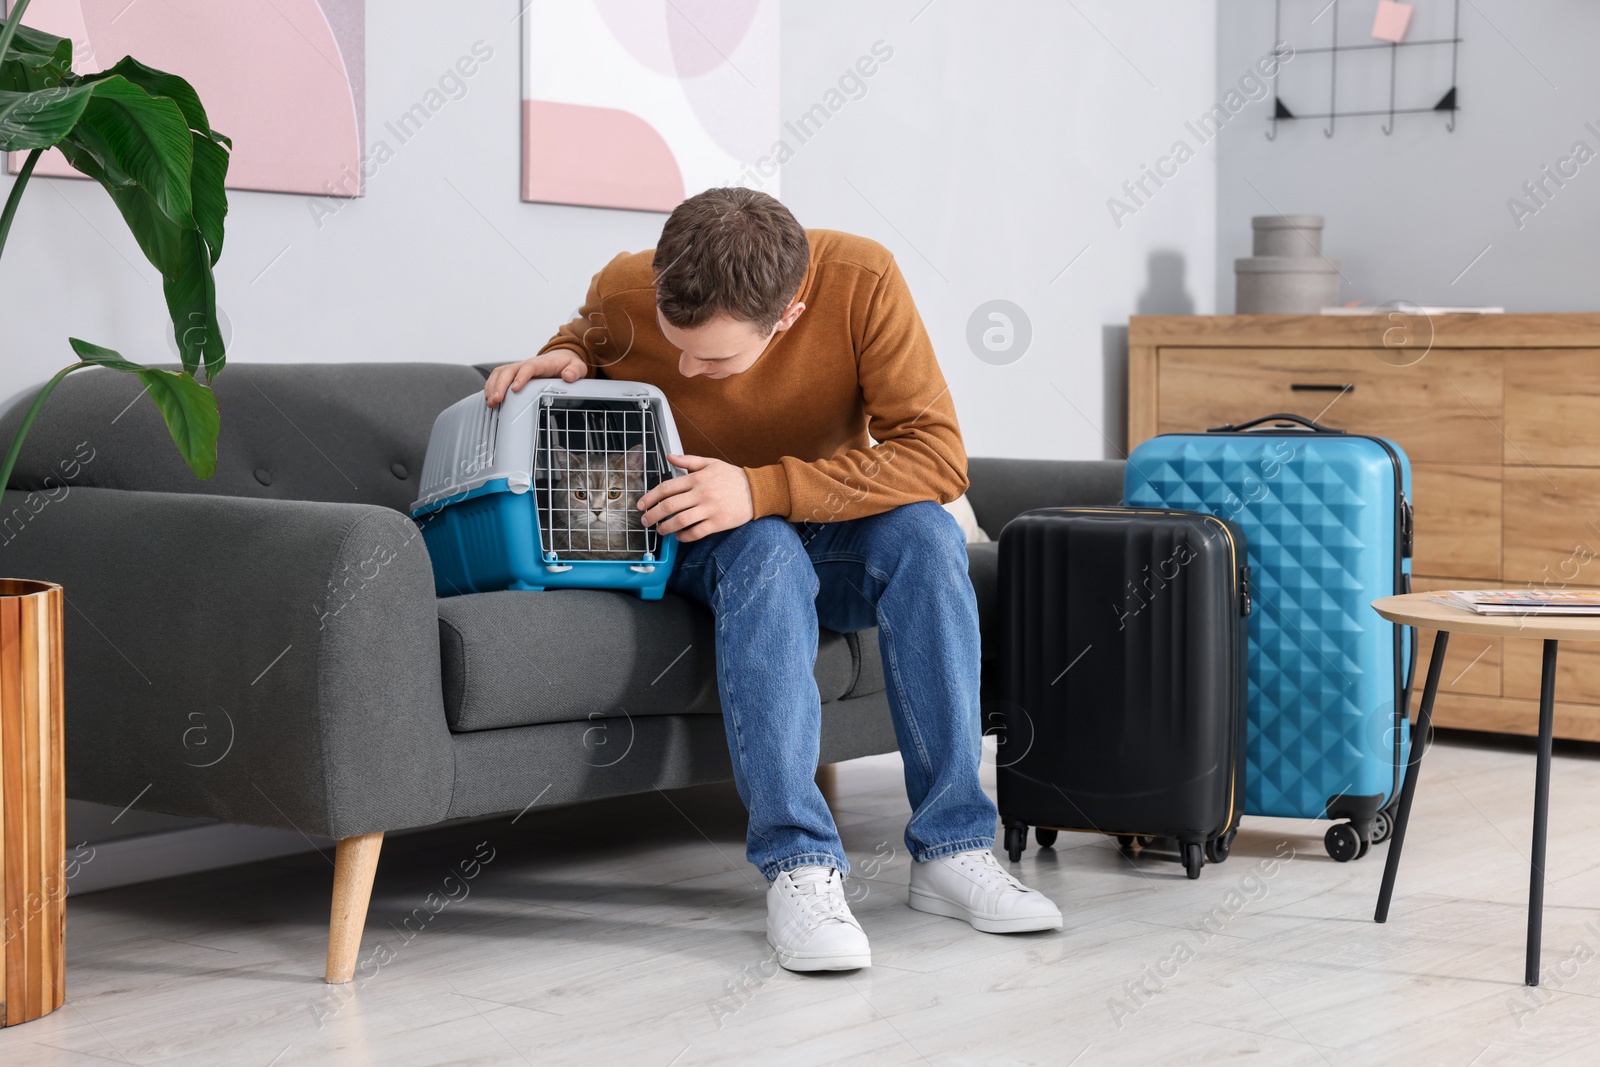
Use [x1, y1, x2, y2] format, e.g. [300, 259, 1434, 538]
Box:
[995, 507, 1250, 879]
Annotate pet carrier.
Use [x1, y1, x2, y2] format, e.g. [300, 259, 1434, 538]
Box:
[409, 379, 684, 599]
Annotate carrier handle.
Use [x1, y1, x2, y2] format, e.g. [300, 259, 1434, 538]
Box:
[1207, 412, 1347, 434]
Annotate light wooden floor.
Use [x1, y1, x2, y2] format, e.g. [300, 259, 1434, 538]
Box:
[6, 733, 1600, 1066]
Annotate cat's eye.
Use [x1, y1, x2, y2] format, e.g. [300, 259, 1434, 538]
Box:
[607, 488, 622, 500]
[572, 490, 587, 500]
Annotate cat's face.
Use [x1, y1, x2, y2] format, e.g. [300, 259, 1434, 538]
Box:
[549, 444, 647, 544]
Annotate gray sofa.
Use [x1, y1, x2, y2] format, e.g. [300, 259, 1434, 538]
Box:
[0, 362, 1123, 982]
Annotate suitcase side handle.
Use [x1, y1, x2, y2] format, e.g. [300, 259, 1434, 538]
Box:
[1206, 412, 1347, 434]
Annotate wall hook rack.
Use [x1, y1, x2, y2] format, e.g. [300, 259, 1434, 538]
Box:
[1265, 0, 1460, 140]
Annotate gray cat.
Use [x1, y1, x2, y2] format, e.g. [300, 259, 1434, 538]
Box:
[544, 444, 650, 561]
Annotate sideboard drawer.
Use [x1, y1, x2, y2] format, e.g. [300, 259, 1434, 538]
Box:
[1155, 348, 1503, 464]
[1504, 626, 1600, 705]
[1505, 350, 1600, 465]
[1503, 468, 1600, 586]
[1410, 464, 1501, 579]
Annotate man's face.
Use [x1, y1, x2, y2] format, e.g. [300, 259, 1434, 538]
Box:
[657, 303, 804, 379]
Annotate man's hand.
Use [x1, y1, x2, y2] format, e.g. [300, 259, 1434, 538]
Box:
[484, 351, 588, 407]
[639, 454, 754, 542]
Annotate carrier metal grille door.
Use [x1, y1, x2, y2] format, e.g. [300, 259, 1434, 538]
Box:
[535, 397, 664, 562]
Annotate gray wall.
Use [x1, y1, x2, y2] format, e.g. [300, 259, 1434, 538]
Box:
[1217, 0, 1600, 311]
[1, 2, 1218, 872]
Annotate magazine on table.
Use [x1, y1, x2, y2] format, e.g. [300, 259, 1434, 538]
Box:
[1430, 590, 1600, 616]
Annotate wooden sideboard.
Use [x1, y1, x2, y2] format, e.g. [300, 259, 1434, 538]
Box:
[1129, 313, 1600, 742]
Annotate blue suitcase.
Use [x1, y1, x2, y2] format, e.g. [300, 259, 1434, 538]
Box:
[1123, 413, 1416, 862]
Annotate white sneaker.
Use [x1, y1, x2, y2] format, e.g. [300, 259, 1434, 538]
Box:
[766, 866, 871, 972]
[908, 849, 1064, 933]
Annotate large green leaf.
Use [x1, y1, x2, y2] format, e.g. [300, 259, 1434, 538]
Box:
[0, 23, 69, 90]
[189, 130, 228, 264]
[70, 75, 193, 228]
[57, 112, 135, 186]
[54, 136, 225, 378]
[2, 48, 60, 70]
[0, 81, 91, 150]
[54, 135, 167, 261]
[81, 61, 231, 265]
[131, 368, 219, 479]
[3, 23, 66, 58]
[68, 338, 219, 478]
[88, 57, 210, 135]
[162, 227, 223, 379]
[66, 336, 150, 371]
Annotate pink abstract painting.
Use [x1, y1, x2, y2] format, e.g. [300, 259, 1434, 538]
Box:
[522, 0, 779, 213]
[6, 0, 364, 197]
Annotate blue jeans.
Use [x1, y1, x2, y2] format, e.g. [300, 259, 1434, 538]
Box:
[666, 500, 997, 881]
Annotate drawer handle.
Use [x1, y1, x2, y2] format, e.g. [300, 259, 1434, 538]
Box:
[1289, 383, 1355, 393]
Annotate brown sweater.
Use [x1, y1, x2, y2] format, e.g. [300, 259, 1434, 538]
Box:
[537, 229, 968, 523]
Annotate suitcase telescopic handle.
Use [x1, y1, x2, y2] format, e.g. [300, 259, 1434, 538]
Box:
[1206, 412, 1347, 434]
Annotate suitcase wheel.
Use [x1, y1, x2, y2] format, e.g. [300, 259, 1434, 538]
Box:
[1372, 810, 1393, 844]
[1324, 821, 1371, 862]
[1182, 842, 1204, 880]
[1004, 823, 1027, 862]
[1035, 828, 1058, 849]
[1204, 829, 1236, 864]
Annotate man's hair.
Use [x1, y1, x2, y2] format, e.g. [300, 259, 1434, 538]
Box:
[652, 188, 810, 333]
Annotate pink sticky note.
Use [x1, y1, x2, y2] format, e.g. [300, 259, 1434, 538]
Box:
[1372, 1, 1414, 43]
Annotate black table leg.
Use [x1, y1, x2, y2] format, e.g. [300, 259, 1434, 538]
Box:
[1527, 639, 1559, 987]
[1376, 630, 1449, 923]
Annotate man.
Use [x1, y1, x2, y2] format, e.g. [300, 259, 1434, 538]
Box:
[486, 187, 1060, 972]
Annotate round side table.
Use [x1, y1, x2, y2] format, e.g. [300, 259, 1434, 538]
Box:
[1372, 591, 1600, 988]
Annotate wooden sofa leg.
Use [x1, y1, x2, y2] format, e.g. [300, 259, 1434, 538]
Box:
[815, 762, 838, 805]
[326, 831, 384, 984]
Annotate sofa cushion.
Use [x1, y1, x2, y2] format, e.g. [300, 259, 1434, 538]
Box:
[0, 362, 489, 512]
[437, 590, 860, 732]
[842, 630, 885, 699]
[964, 456, 1125, 535]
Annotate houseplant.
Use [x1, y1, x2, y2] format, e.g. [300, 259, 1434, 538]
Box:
[0, 0, 227, 480]
[0, 0, 228, 1027]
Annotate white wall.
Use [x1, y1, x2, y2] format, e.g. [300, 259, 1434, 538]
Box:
[780, 1, 1218, 460]
[1217, 0, 1600, 312]
[0, 3, 663, 388]
[1, 1, 1219, 879]
[2, 1, 1218, 459]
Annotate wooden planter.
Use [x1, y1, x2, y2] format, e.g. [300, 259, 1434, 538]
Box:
[0, 579, 64, 1027]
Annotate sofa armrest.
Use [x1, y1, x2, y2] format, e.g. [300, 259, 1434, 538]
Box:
[0, 487, 453, 839]
[964, 457, 1126, 536]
